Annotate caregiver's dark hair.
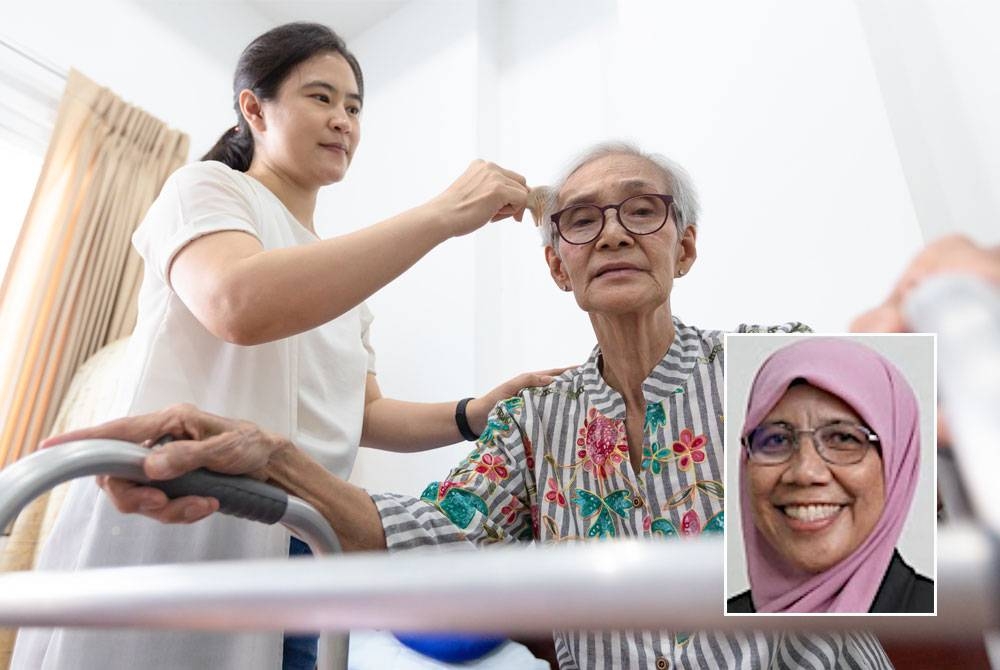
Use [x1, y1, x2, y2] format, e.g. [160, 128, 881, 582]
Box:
[201, 22, 364, 172]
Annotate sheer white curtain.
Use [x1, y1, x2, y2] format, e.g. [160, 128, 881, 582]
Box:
[0, 37, 61, 303]
[854, 0, 1000, 245]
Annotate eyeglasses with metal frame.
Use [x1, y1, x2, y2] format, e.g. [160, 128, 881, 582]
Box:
[743, 421, 881, 466]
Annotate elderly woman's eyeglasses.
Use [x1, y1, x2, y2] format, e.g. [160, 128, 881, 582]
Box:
[550, 194, 674, 245]
[743, 421, 880, 466]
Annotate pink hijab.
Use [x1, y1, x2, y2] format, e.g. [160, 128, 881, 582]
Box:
[738, 338, 921, 612]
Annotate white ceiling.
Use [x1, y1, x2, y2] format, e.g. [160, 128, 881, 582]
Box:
[132, 0, 408, 72]
[245, 0, 408, 40]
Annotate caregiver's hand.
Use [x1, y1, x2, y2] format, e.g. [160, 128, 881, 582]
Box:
[851, 234, 1000, 333]
[425, 160, 530, 237]
[466, 367, 573, 435]
[850, 234, 1000, 451]
[40, 404, 292, 524]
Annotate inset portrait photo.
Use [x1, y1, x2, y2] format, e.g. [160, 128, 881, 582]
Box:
[724, 334, 936, 615]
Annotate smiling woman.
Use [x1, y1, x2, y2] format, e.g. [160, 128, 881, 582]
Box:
[746, 383, 886, 574]
[728, 336, 935, 614]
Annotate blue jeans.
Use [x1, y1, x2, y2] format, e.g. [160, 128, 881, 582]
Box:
[282, 537, 319, 670]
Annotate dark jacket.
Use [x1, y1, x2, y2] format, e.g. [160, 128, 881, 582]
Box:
[727, 550, 934, 613]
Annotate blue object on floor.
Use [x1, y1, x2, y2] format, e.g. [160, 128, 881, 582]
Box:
[394, 632, 507, 663]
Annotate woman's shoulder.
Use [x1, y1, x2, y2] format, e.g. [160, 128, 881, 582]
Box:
[146, 160, 262, 224]
[133, 161, 262, 273]
[508, 363, 589, 423]
[727, 590, 756, 613]
[870, 550, 935, 613]
[525, 365, 586, 399]
[164, 160, 249, 191]
[911, 572, 935, 611]
[674, 319, 813, 355]
[733, 322, 813, 334]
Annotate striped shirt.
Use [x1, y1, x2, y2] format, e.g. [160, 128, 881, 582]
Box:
[372, 318, 893, 669]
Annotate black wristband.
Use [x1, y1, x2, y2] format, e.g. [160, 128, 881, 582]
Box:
[455, 397, 480, 442]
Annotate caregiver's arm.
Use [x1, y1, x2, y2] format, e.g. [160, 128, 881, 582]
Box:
[371, 394, 537, 549]
[40, 405, 386, 552]
[361, 370, 565, 451]
[171, 161, 529, 346]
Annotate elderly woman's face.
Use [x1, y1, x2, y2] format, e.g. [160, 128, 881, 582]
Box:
[545, 154, 696, 315]
[747, 384, 885, 573]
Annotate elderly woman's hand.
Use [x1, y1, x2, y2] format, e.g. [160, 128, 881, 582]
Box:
[40, 404, 293, 524]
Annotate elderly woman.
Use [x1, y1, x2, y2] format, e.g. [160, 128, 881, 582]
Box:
[46, 143, 892, 668]
[728, 338, 934, 613]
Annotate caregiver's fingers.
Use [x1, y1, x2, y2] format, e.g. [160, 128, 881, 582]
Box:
[887, 234, 1000, 306]
[492, 164, 528, 186]
[491, 180, 530, 220]
[432, 160, 529, 234]
[851, 235, 1000, 334]
[850, 303, 907, 333]
[937, 409, 954, 451]
[491, 201, 528, 223]
[536, 366, 575, 378]
[504, 368, 573, 388]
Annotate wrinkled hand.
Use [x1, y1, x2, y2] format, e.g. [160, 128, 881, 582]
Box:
[851, 234, 1000, 332]
[466, 367, 573, 435]
[425, 160, 530, 238]
[40, 404, 292, 524]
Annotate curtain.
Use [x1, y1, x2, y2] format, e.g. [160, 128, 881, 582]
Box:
[0, 337, 132, 668]
[0, 69, 188, 471]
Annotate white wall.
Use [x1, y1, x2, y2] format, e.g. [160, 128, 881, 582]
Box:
[323, 0, 484, 494]
[337, 0, 931, 494]
[611, 0, 924, 334]
[0, 0, 274, 162]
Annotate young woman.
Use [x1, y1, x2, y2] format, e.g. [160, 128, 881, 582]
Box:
[14, 22, 554, 670]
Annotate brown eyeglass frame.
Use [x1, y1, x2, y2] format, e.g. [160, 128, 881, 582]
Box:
[550, 193, 675, 245]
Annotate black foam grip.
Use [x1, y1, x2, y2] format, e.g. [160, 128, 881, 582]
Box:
[148, 470, 288, 524]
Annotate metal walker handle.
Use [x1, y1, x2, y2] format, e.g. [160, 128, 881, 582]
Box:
[0, 439, 347, 670]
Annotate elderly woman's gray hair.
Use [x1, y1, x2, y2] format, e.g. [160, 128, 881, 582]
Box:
[536, 142, 700, 250]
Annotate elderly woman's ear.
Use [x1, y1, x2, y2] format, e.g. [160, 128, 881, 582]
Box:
[544, 245, 572, 291]
[674, 225, 697, 278]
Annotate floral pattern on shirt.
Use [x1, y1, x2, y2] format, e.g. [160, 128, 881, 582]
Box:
[473, 452, 509, 482]
[574, 407, 628, 478]
[369, 320, 868, 670]
[571, 488, 636, 539]
[671, 428, 707, 471]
